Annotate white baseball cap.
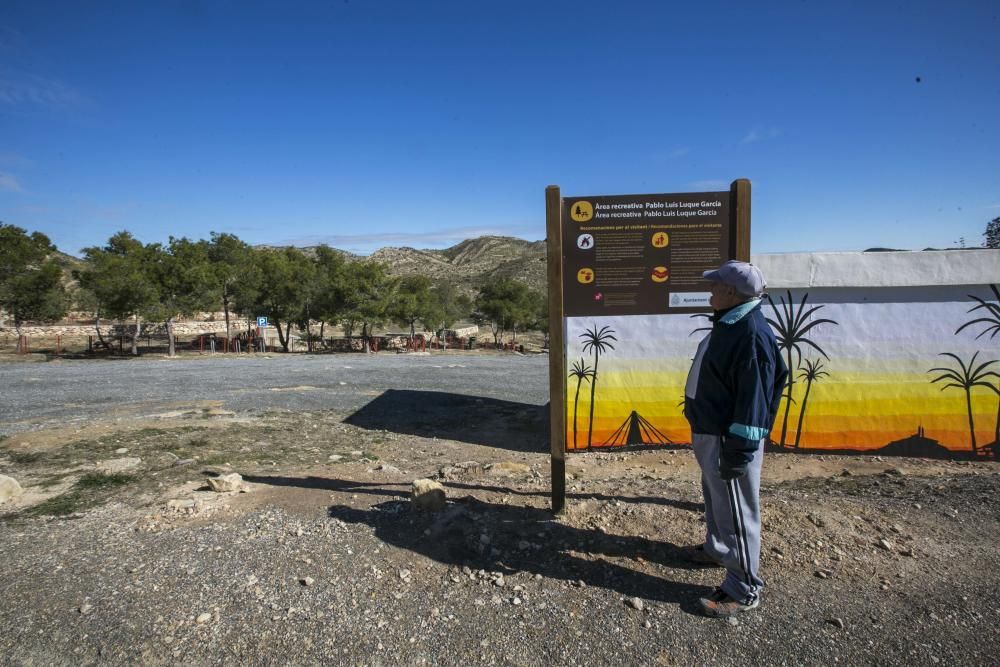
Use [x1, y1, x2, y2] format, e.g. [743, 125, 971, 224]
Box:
[702, 260, 767, 297]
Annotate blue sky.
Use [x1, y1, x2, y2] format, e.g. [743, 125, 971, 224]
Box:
[1, 1, 998, 256]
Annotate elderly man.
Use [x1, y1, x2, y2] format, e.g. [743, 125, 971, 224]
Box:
[684, 260, 788, 617]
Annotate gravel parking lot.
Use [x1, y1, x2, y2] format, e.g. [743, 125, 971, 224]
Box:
[0, 352, 550, 436]
[1, 352, 998, 665]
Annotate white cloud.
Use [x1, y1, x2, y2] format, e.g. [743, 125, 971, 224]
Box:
[0, 27, 23, 53]
[0, 68, 90, 110]
[0, 151, 32, 167]
[275, 224, 543, 253]
[650, 147, 690, 162]
[687, 179, 728, 191]
[0, 172, 23, 193]
[740, 126, 781, 145]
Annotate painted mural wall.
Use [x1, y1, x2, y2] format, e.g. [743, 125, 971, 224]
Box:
[564, 278, 1000, 459]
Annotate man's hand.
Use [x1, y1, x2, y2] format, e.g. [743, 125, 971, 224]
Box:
[719, 460, 747, 481]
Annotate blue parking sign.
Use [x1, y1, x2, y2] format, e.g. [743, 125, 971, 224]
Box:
[256, 316, 268, 328]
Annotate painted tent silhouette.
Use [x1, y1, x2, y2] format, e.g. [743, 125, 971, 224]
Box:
[601, 410, 675, 447]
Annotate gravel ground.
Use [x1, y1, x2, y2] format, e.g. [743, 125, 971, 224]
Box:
[1, 354, 999, 666]
[0, 352, 549, 437]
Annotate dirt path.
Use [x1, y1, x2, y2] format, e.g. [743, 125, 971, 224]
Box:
[1, 404, 998, 665]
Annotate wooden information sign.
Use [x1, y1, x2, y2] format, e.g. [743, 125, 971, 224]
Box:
[546, 179, 751, 512]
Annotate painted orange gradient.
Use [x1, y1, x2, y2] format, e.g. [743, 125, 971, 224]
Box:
[565, 370, 998, 453]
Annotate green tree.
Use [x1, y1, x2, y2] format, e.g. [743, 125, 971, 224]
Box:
[580, 324, 617, 448]
[390, 275, 436, 340]
[984, 217, 1000, 249]
[341, 260, 397, 352]
[512, 288, 546, 343]
[929, 352, 1000, 456]
[236, 247, 314, 352]
[77, 232, 160, 356]
[152, 237, 216, 356]
[792, 359, 829, 449]
[310, 245, 350, 345]
[532, 289, 550, 347]
[474, 278, 533, 346]
[0, 224, 68, 337]
[206, 233, 253, 340]
[421, 282, 472, 350]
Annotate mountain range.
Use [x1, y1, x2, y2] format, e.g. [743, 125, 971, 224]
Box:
[52, 236, 548, 305]
[300, 236, 547, 293]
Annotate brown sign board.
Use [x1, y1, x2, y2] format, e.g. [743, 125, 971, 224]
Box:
[545, 180, 751, 513]
[562, 191, 730, 316]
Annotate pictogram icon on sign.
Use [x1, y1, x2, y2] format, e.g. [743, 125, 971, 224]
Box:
[570, 201, 593, 222]
[577, 268, 595, 284]
[651, 232, 669, 248]
[650, 266, 670, 283]
[577, 233, 594, 249]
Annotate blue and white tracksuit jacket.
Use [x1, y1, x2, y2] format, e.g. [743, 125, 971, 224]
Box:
[684, 299, 787, 470]
[684, 299, 787, 604]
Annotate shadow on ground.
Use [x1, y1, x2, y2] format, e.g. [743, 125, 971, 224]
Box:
[241, 475, 703, 513]
[242, 474, 712, 612]
[343, 390, 548, 453]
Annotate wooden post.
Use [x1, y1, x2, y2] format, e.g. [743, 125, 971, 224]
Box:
[546, 185, 567, 514]
[729, 179, 751, 261]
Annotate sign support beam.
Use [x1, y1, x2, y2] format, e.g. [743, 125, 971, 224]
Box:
[546, 185, 567, 514]
[730, 179, 751, 261]
[547, 180, 751, 515]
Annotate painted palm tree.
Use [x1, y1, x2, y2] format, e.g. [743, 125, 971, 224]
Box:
[766, 290, 839, 447]
[580, 324, 617, 449]
[956, 284, 1000, 341]
[688, 313, 712, 337]
[928, 352, 1000, 456]
[568, 358, 595, 450]
[955, 284, 1000, 446]
[792, 359, 829, 449]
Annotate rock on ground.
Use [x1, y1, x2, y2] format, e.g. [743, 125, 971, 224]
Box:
[484, 462, 531, 476]
[0, 475, 24, 505]
[96, 457, 142, 473]
[411, 478, 447, 511]
[207, 473, 244, 493]
[439, 461, 483, 479]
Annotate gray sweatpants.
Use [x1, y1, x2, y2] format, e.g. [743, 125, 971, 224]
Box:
[692, 432, 765, 604]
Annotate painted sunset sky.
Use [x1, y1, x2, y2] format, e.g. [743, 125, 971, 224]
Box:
[564, 294, 999, 454]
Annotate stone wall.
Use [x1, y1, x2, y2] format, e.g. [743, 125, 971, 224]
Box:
[1, 321, 231, 338]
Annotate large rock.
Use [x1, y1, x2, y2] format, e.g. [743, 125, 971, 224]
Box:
[207, 473, 245, 493]
[438, 461, 483, 480]
[97, 457, 142, 473]
[0, 475, 24, 505]
[485, 462, 531, 476]
[411, 478, 447, 512]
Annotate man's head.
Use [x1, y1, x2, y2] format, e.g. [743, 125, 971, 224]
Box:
[703, 260, 766, 311]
